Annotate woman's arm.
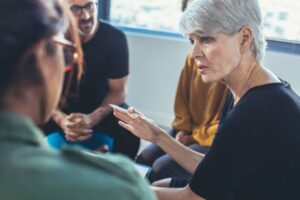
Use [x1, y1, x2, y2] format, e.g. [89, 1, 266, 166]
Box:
[113, 107, 204, 173]
[153, 185, 205, 200]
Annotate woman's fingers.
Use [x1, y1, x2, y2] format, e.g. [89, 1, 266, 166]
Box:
[118, 120, 149, 141]
[128, 107, 143, 116]
[118, 121, 134, 132]
[114, 108, 159, 142]
[114, 109, 135, 124]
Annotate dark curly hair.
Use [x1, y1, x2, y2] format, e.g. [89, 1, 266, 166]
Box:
[0, 0, 69, 97]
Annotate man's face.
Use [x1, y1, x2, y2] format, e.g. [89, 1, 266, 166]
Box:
[68, 0, 98, 37]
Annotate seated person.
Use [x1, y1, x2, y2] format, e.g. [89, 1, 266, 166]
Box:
[137, 53, 227, 183]
[0, 1, 155, 199]
[113, 0, 300, 199]
[42, 0, 140, 159]
[136, 0, 228, 183]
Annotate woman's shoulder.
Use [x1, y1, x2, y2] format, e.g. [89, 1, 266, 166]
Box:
[225, 81, 300, 123]
[241, 81, 295, 104]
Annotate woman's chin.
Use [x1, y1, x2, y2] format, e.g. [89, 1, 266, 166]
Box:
[200, 75, 217, 83]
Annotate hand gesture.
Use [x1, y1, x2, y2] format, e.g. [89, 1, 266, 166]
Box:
[113, 107, 166, 143]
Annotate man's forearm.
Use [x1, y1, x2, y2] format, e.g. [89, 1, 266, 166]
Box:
[51, 109, 66, 126]
[91, 90, 126, 123]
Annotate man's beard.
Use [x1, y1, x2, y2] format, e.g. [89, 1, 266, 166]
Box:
[78, 18, 95, 36]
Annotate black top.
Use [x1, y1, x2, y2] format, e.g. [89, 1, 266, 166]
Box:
[219, 90, 234, 126]
[189, 82, 300, 200]
[66, 20, 129, 113]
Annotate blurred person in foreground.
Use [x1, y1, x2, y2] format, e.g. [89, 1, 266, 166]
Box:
[0, 0, 156, 199]
[114, 0, 300, 199]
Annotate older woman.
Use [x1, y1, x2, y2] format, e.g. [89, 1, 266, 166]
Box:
[0, 0, 155, 199]
[136, 0, 228, 185]
[113, 0, 300, 199]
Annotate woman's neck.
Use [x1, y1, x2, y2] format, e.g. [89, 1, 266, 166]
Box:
[2, 89, 41, 124]
[222, 60, 280, 105]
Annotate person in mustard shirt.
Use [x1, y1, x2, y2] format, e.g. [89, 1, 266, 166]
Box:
[172, 53, 228, 148]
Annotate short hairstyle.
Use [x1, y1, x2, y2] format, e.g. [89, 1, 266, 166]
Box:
[181, 0, 190, 12]
[179, 0, 266, 61]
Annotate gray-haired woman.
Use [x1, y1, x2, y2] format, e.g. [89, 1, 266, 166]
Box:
[114, 0, 300, 199]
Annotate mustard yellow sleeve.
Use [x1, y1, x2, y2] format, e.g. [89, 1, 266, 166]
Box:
[189, 82, 228, 146]
[192, 121, 220, 147]
[172, 53, 228, 146]
[172, 55, 194, 132]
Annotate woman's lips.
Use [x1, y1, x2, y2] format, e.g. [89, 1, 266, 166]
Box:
[198, 65, 208, 69]
[197, 65, 209, 74]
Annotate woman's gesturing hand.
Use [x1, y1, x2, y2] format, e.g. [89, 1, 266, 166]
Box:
[113, 107, 165, 143]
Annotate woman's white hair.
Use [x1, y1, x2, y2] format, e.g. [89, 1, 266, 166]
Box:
[179, 0, 266, 61]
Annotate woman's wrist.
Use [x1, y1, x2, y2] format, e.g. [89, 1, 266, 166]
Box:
[156, 129, 173, 146]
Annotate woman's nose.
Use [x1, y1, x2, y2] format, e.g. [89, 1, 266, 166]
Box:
[191, 42, 204, 59]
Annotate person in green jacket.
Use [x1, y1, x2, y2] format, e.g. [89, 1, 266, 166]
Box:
[0, 0, 156, 200]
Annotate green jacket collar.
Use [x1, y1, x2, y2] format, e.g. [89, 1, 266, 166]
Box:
[0, 111, 47, 147]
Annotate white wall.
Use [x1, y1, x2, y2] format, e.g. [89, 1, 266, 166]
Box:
[125, 32, 300, 127]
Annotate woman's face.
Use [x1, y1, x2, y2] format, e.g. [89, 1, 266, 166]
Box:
[189, 31, 242, 83]
[38, 39, 65, 122]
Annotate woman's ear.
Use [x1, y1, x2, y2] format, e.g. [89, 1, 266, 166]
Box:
[34, 41, 50, 83]
[239, 26, 253, 49]
[35, 40, 61, 80]
[33, 39, 65, 123]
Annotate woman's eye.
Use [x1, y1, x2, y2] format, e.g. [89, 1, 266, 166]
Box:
[201, 37, 214, 43]
[189, 38, 194, 45]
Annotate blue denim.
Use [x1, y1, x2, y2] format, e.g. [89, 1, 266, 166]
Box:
[47, 131, 113, 151]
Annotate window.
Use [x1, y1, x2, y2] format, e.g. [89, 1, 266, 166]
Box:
[278, 12, 289, 21]
[260, 1, 300, 42]
[109, 0, 300, 44]
[109, 0, 182, 33]
[275, 27, 285, 36]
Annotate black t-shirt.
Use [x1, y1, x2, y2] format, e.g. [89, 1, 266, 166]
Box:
[66, 20, 129, 113]
[189, 82, 300, 200]
[219, 90, 233, 126]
